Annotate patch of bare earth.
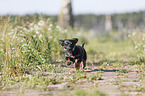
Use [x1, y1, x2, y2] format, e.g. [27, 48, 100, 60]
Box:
[0, 64, 145, 96]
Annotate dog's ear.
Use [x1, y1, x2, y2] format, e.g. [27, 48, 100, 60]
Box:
[71, 38, 78, 44]
[59, 40, 65, 46]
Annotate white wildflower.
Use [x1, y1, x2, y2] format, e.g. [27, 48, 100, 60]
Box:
[143, 34, 145, 37]
[19, 33, 23, 36]
[21, 40, 24, 42]
[15, 28, 18, 31]
[49, 36, 52, 39]
[12, 47, 15, 50]
[33, 35, 36, 38]
[10, 29, 15, 32]
[135, 45, 138, 49]
[62, 30, 67, 33]
[39, 34, 42, 39]
[22, 44, 28, 47]
[30, 27, 34, 31]
[56, 26, 60, 28]
[48, 28, 51, 31]
[49, 24, 53, 27]
[1, 49, 4, 52]
[17, 26, 20, 28]
[1, 37, 4, 42]
[27, 30, 30, 33]
[22, 51, 26, 53]
[34, 24, 40, 30]
[20, 30, 22, 33]
[36, 31, 39, 34]
[38, 20, 45, 26]
[23, 28, 27, 31]
[13, 35, 16, 38]
[8, 31, 14, 35]
[132, 32, 136, 36]
[30, 23, 33, 26]
[143, 45, 145, 48]
[128, 34, 130, 37]
[20, 26, 23, 29]
[17, 38, 19, 41]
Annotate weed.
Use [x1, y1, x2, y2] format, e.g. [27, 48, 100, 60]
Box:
[129, 30, 145, 60]
[118, 94, 130, 96]
[75, 73, 87, 80]
[114, 77, 123, 85]
[87, 72, 103, 81]
[74, 88, 106, 96]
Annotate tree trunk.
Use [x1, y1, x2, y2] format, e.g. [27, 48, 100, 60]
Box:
[143, 12, 145, 27]
[118, 20, 124, 39]
[105, 15, 112, 34]
[58, 0, 74, 29]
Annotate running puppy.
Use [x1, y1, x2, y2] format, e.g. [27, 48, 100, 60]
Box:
[59, 38, 87, 70]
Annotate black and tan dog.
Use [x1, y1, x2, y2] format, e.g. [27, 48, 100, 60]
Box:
[59, 38, 87, 70]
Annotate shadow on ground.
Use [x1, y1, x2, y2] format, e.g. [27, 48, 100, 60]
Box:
[85, 69, 120, 73]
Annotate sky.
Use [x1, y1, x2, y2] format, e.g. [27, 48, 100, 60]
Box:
[0, 0, 145, 15]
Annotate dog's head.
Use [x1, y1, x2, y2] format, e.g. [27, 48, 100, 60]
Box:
[59, 38, 78, 56]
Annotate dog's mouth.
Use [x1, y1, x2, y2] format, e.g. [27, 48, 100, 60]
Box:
[66, 55, 75, 59]
[67, 51, 73, 56]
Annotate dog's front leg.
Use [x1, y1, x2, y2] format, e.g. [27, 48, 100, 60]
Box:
[74, 62, 80, 70]
[66, 58, 71, 66]
[74, 59, 81, 70]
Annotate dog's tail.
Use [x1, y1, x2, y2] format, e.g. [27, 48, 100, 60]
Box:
[82, 43, 85, 48]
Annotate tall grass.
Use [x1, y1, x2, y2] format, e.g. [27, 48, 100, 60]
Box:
[0, 16, 72, 76]
[128, 30, 145, 61]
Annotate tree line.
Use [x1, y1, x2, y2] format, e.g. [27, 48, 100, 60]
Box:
[1, 11, 145, 31]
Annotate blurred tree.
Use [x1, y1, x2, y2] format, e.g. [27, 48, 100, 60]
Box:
[118, 20, 124, 38]
[143, 12, 145, 26]
[58, 0, 74, 29]
[105, 15, 112, 34]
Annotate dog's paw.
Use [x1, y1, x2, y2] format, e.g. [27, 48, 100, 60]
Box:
[66, 62, 72, 66]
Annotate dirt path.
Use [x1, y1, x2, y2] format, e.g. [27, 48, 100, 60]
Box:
[0, 64, 145, 96]
[84, 65, 144, 96]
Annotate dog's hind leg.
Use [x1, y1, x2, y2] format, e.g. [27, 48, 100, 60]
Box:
[82, 60, 86, 69]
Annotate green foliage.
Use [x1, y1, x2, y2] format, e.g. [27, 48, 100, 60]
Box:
[74, 88, 106, 96]
[128, 30, 145, 62]
[0, 75, 62, 90]
[58, 88, 106, 96]
[0, 16, 70, 76]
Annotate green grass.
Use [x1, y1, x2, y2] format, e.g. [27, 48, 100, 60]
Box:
[0, 16, 71, 76]
[58, 88, 106, 96]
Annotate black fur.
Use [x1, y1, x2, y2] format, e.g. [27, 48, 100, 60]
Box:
[59, 38, 87, 69]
